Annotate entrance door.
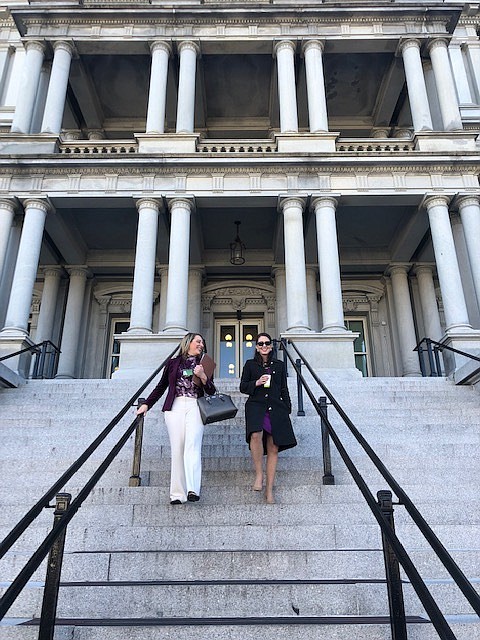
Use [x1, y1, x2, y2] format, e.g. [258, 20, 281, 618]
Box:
[107, 317, 130, 377]
[215, 319, 264, 378]
[345, 317, 371, 377]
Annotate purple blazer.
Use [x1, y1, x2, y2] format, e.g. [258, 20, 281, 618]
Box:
[144, 355, 216, 412]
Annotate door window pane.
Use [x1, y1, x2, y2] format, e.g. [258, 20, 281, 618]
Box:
[346, 318, 369, 377]
[219, 325, 237, 377]
[242, 325, 258, 366]
[110, 320, 129, 376]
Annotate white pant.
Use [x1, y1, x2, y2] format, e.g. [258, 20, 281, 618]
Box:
[164, 396, 205, 502]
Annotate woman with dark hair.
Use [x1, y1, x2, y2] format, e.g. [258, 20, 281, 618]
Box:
[137, 332, 215, 505]
[240, 332, 296, 504]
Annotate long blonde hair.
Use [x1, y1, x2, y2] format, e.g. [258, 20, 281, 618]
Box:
[179, 332, 207, 357]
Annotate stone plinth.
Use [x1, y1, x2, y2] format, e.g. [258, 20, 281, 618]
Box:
[274, 132, 338, 153]
[0, 134, 59, 154]
[112, 331, 185, 379]
[0, 335, 35, 379]
[414, 131, 478, 152]
[280, 330, 361, 380]
[136, 133, 199, 154]
[440, 330, 480, 380]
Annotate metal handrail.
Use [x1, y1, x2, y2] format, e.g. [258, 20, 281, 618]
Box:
[0, 339, 61, 379]
[281, 338, 480, 639]
[0, 343, 179, 621]
[415, 337, 480, 382]
[0, 340, 44, 361]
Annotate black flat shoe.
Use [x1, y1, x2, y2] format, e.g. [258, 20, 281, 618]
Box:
[170, 499, 182, 505]
[187, 492, 200, 502]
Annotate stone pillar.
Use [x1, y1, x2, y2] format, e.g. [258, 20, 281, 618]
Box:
[312, 196, 346, 332]
[457, 195, 480, 310]
[176, 41, 199, 134]
[158, 266, 168, 331]
[306, 267, 319, 332]
[188, 267, 203, 333]
[164, 198, 192, 331]
[41, 41, 75, 135]
[464, 42, 480, 103]
[399, 39, 433, 132]
[1, 199, 49, 335]
[427, 39, 463, 131]
[388, 264, 421, 376]
[449, 42, 475, 106]
[129, 198, 160, 334]
[280, 198, 310, 332]
[424, 195, 471, 332]
[11, 41, 46, 134]
[275, 40, 298, 133]
[273, 267, 287, 336]
[146, 41, 171, 134]
[36, 266, 63, 342]
[56, 267, 89, 378]
[303, 40, 328, 133]
[414, 265, 443, 341]
[0, 200, 16, 278]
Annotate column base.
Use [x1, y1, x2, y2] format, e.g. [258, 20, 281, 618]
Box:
[414, 131, 477, 152]
[440, 330, 480, 383]
[280, 330, 361, 380]
[0, 335, 35, 379]
[112, 331, 185, 379]
[0, 133, 59, 154]
[136, 133, 199, 154]
[274, 132, 339, 153]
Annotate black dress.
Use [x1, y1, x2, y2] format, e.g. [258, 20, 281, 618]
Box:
[240, 358, 297, 453]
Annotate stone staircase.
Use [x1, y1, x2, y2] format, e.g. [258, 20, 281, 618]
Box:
[0, 375, 479, 639]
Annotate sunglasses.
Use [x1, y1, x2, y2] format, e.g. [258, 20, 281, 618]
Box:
[257, 341, 272, 347]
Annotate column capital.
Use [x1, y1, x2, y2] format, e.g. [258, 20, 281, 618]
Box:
[65, 265, 90, 278]
[42, 265, 64, 279]
[301, 39, 325, 56]
[397, 37, 423, 56]
[168, 196, 195, 213]
[426, 37, 450, 54]
[22, 198, 52, 215]
[136, 197, 161, 213]
[177, 40, 200, 57]
[424, 194, 451, 211]
[87, 129, 105, 140]
[456, 193, 480, 210]
[413, 263, 436, 277]
[52, 40, 76, 58]
[311, 195, 338, 211]
[274, 39, 297, 57]
[278, 196, 306, 212]
[0, 199, 17, 215]
[23, 40, 46, 55]
[386, 263, 412, 277]
[150, 40, 172, 56]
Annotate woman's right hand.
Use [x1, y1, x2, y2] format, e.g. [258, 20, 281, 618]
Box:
[136, 403, 148, 415]
[256, 375, 270, 387]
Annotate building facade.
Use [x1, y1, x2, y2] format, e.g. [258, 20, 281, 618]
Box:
[0, 0, 479, 380]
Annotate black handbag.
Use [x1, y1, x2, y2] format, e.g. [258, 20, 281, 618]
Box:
[197, 393, 238, 425]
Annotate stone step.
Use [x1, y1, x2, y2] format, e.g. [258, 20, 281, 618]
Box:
[4, 579, 480, 619]
[4, 617, 475, 640]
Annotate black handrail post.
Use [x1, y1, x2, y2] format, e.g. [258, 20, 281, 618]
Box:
[129, 398, 146, 487]
[426, 339, 437, 377]
[433, 347, 443, 377]
[296, 359, 305, 417]
[377, 490, 407, 640]
[418, 343, 426, 377]
[319, 396, 335, 485]
[38, 493, 72, 640]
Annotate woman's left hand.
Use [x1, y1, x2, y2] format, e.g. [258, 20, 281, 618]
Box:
[194, 364, 207, 384]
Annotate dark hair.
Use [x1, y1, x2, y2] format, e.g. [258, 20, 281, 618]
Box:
[254, 332, 273, 366]
[179, 332, 207, 357]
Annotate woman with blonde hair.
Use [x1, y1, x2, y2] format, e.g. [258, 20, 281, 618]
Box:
[137, 332, 215, 504]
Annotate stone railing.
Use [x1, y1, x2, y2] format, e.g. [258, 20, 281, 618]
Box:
[336, 139, 415, 152]
[197, 140, 277, 153]
[59, 141, 138, 155]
